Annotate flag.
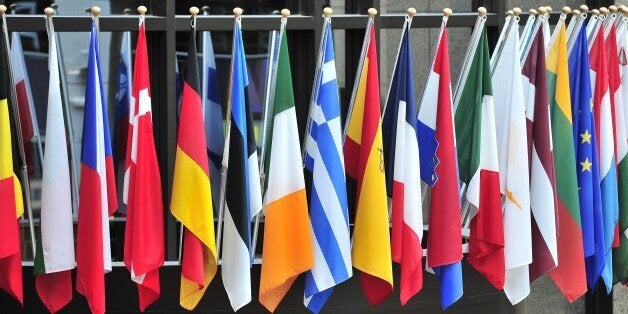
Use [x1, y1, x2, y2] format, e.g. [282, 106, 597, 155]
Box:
[521, 25, 558, 281]
[221, 17, 263, 311]
[201, 30, 223, 210]
[170, 22, 217, 310]
[570, 23, 605, 290]
[33, 16, 75, 313]
[343, 22, 393, 306]
[76, 21, 118, 314]
[113, 30, 132, 174]
[0, 17, 23, 305]
[303, 19, 352, 313]
[546, 23, 587, 302]
[382, 19, 423, 305]
[454, 26, 504, 290]
[591, 25, 619, 293]
[543, 13, 551, 50]
[614, 17, 628, 284]
[491, 19, 532, 305]
[175, 58, 182, 116]
[9, 32, 36, 175]
[123, 18, 164, 311]
[259, 24, 313, 313]
[416, 20, 463, 309]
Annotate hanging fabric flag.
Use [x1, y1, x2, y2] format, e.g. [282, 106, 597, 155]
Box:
[259, 15, 313, 312]
[76, 20, 118, 314]
[0, 14, 23, 306]
[123, 13, 164, 311]
[170, 16, 217, 311]
[454, 24, 504, 290]
[113, 29, 132, 179]
[520, 10, 538, 61]
[590, 25, 619, 294]
[382, 11, 423, 305]
[201, 28, 223, 210]
[542, 8, 551, 49]
[34, 13, 75, 313]
[416, 10, 463, 309]
[614, 15, 628, 284]
[221, 10, 263, 311]
[570, 21, 605, 291]
[303, 11, 352, 313]
[521, 23, 559, 282]
[491, 16, 532, 305]
[10, 31, 37, 174]
[343, 11, 393, 307]
[546, 22, 587, 302]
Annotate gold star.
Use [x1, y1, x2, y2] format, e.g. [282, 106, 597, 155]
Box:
[580, 130, 592, 144]
[580, 158, 592, 172]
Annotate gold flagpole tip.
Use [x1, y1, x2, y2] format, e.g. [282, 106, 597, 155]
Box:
[538, 7, 547, 14]
[44, 7, 54, 16]
[443, 8, 453, 17]
[579, 5, 589, 13]
[281, 9, 290, 18]
[562, 6, 571, 14]
[478, 7, 487, 16]
[0, 5, 8, 15]
[407, 7, 416, 17]
[600, 7, 609, 14]
[529, 9, 538, 15]
[91, 6, 101, 16]
[573, 9, 581, 16]
[137, 5, 147, 16]
[545, 6, 553, 12]
[323, 7, 332, 17]
[507, 10, 513, 16]
[367, 8, 378, 17]
[189, 6, 199, 16]
[592, 9, 600, 15]
[233, 7, 243, 17]
[609, 5, 618, 13]
[513, 7, 522, 16]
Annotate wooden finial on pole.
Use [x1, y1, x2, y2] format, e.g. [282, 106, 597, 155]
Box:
[189, 6, 199, 17]
[580, 5, 589, 13]
[478, 7, 487, 16]
[0, 5, 7, 15]
[538, 7, 548, 15]
[368, 8, 377, 18]
[281, 9, 290, 18]
[529, 9, 538, 16]
[513, 7, 522, 16]
[91, 6, 101, 16]
[592, 9, 600, 16]
[138, 5, 147, 16]
[610, 5, 618, 13]
[44, 7, 54, 17]
[562, 6, 571, 14]
[233, 7, 243, 17]
[621, 5, 628, 15]
[507, 10, 513, 16]
[323, 7, 332, 18]
[407, 7, 416, 18]
[600, 7, 609, 14]
[545, 6, 553, 13]
[443, 8, 453, 17]
[573, 9, 581, 16]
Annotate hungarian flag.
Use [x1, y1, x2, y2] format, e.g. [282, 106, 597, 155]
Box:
[614, 15, 628, 284]
[591, 25, 620, 294]
[34, 16, 75, 313]
[221, 16, 262, 311]
[454, 26, 504, 290]
[123, 18, 164, 311]
[0, 17, 23, 305]
[521, 25, 558, 282]
[76, 20, 118, 314]
[343, 22, 393, 306]
[546, 23, 587, 302]
[382, 18, 423, 305]
[169, 21, 217, 311]
[570, 22, 605, 290]
[259, 23, 313, 313]
[416, 19, 463, 309]
[491, 17, 532, 305]
[10, 31, 36, 175]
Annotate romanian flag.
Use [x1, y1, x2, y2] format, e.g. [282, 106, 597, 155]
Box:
[546, 23, 587, 302]
[170, 21, 217, 310]
[0, 16, 23, 305]
[259, 23, 313, 313]
[344, 20, 393, 307]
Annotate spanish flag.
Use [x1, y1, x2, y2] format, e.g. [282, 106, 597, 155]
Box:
[0, 19, 23, 304]
[170, 21, 217, 310]
[343, 20, 393, 306]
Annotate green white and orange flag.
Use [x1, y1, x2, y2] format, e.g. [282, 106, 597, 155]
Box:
[258, 21, 313, 313]
[545, 23, 587, 302]
[343, 18, 393, 306]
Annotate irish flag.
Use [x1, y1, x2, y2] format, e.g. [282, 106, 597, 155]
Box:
[258, 22, 313, 313]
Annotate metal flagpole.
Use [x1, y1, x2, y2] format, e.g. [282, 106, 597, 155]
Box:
[0, 5, 36, 258]
[546, 7, 571, 56]
[490, 11, 513, 70]
[215, 7, 241, 260]
[453, 7, 486, 109]
[51, 3, 80, 218]
[250, 10, 284, 259]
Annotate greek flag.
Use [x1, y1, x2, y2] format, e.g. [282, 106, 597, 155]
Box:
[303, 20, 352, 313]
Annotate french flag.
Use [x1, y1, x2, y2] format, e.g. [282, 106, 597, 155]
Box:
[76, 21, 117, 314]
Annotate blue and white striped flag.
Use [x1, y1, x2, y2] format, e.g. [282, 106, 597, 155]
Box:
[303, 19, 352, 313]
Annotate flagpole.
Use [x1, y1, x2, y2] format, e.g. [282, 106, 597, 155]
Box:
[490, 9, 517, 73]
[51, 4, 80, 218]
[588, 10, 601, 45]
[250, 10, 285, 259]
[381, 8, 413, 117]
[568, 10, 587, 55]
[546, 7, 571, 55]
[342, 8, 376, 141]
[215, 7, 242, 260]
[453, 7, 486, 109]
[0, 5, 36, 258]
